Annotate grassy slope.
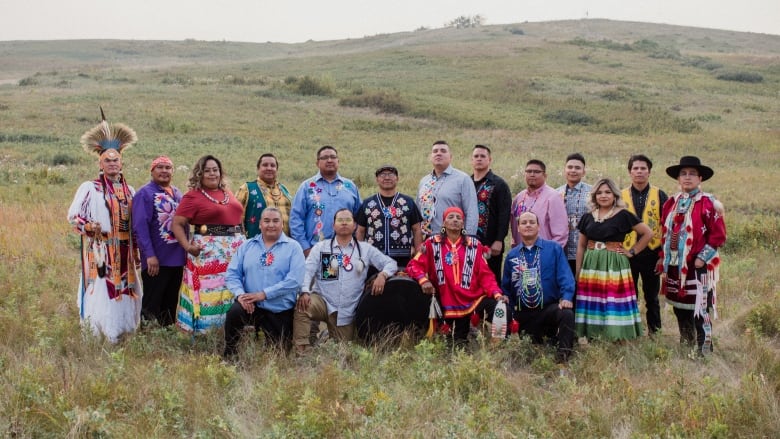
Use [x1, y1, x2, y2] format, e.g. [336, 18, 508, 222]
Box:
[0, 19, 779, 437]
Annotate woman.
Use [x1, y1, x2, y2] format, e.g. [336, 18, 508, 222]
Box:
[574, 178, 652, 341]
[660, 156, 726, 354]
[406, 206, 507, 344]
[172, 155, 245, 334]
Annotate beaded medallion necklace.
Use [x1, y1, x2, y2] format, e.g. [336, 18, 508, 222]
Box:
[518, 246, 543, 309]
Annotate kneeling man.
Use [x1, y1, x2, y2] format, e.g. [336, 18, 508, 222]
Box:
[223, 208, 305, 357]
[294, 208, 397, 351]
[502, 212, 576, 362]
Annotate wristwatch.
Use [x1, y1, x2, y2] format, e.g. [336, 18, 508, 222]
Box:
[628, 249, 636, 257]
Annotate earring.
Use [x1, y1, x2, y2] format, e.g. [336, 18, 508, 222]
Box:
[441, 227, 446, 235]
[461, 228, 467, 236]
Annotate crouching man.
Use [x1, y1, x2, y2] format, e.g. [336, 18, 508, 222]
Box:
[503, 212, 576, 363]
[223, 208, 305, 357]
[294, 208, 397, 351]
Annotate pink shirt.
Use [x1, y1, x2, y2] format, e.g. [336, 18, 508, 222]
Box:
[510, 184, 568, 248]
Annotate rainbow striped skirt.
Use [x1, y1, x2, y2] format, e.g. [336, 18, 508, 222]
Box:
[176, 233, 244, 334]
[574, 248, 643, 340]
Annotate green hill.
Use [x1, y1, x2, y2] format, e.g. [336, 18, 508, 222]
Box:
[0, 19, 779, 437]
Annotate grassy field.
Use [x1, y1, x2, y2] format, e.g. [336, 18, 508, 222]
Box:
[1, 19, 779, 437]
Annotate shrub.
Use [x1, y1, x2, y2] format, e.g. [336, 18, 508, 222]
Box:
[683, 57, 723, 71]
[342, 120, 410, 131]
[695, 113, 722, 122]
[18, 76, 39, 86]
[161, 75, 193, 86]
[152, 117, 195, 134]
[716, 71, 763, 83]
[543, 109, 597, 126]
[50, 153, 80, 166]
[293, 76, 332, 96]
[0, 133, 57, 143]
[339, 89, 408, 114]
[746, 302, 780, 337]
[447, 15, 484, 29]
[599, 87, 633, 101]
[506, 27, 524, 35]
[567, 38, 632, 51]
[725, 215, 780, 252]
[631, 39, 660, 51]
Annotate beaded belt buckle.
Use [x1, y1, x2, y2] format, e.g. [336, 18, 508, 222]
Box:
[593, 241, 607, 250]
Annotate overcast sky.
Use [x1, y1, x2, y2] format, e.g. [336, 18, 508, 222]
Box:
[1, 0, 777, 43]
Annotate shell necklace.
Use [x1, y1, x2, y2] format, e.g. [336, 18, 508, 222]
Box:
[593, 206, 616, 223]
[200, 188, 230, 205]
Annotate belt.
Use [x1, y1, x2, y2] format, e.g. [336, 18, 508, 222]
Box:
[587, 240, 623, 252]
[193, 224, 243, 236]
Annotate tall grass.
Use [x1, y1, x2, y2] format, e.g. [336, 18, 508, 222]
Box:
[1, 20, 779, 436]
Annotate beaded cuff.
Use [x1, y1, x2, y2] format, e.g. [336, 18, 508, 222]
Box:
[698, 244, 718, 264]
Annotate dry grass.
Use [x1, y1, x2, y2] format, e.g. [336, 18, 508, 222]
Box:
[1, 19, 779, 437]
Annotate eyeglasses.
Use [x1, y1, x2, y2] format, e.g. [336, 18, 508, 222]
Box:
[377, 172, 397, 178]
[318, 155, 338, 161]
[335, 218, 354, 224]
[525, 169, 544, 175]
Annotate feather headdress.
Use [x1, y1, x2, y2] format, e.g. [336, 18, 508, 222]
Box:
[80, 107, 137, 157]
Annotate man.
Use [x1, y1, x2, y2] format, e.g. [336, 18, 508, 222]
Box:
[132, 156, 186, 326]
[470, 144, 512, 282]
[555, 153, 592, 275]
[356, 164, 423, 271]
[510, 159, 568, 249]
[659, 156, 726, 354]
[290, 146, 361, 257]
[235, 153, 293, 238]
[622, 154, 668, 335]
[502, 212, 576, 363]
[67, 112, 142, 343]
[417, 140, 478, 239]
[293, 209, 397, 351]
[223, 208, 305, 357]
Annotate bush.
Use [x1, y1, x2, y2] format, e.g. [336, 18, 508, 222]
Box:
[339, 89, 408, 114]
[152, 117, 195, 134]
[161, 75, 193, 86]
[543, 109, 597, 126]
[18, 76, 39, 86]
[50, 153, 80, 166]
[683, 57, 723, 71]
[0, 133, 57, 143]
[506, 27, 524, 35]
[567, 38, 632, 51]
[725, 215, 780, 252]
[716, 71, 763, 83]
[599, 87, 633, 101]
[293, 76, 332, 96]
[746, 302, 780, 337]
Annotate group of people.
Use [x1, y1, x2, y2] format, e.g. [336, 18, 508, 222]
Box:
[68, 114, 726, 362]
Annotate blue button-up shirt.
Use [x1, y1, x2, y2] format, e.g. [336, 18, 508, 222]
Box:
[225, 232, 305, 313]
[502, 237, 575, 310]
[289, 172, 361, 251]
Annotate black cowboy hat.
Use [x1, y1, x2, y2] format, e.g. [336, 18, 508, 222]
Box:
[665, 156, 714, 181]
